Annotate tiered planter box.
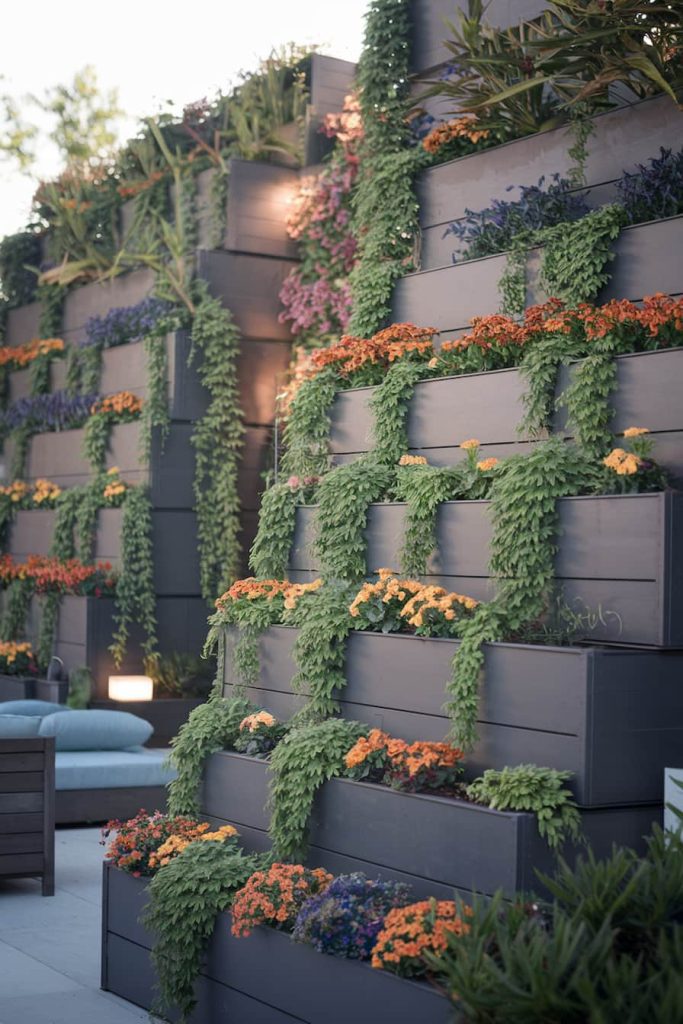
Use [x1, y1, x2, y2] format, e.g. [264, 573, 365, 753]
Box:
[289, 491, 683, 647]
[10, 507, 201, 596]
[7, 331, 207, 418]
[0, 674, 35, 701]
[102, 864, 451, 1024]
[393, 216, 683, 335]
[201, 750, 657, 899]
[327, 347, 683, 482]
[222, 627, 683, 807]
[418, 96, 683, 269]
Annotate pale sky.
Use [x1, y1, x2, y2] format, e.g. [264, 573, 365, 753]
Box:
[0, 0, 368, 237]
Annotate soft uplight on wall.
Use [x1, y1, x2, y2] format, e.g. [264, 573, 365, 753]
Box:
[108, 675, 154, 702]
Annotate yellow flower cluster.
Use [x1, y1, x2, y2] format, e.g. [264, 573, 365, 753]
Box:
[148, 823, 238, 868]
[0, 640, 33, 665]
[102, 466, 127, 501]
[349, 569, 478, 629]
[623, 427, 650, 438]
[239, 711, 276, 733]
[0, 481, 30, 503]
[398, 454, 428, 466]
[603, 448, 642, 476]
[476, 457, 499, 472]
[282, 578, 323, 610]
[459, 438, 480, 450]
[32, 479, 62, 505]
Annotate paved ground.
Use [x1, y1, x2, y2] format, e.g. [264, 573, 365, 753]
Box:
[0, 827, 160, 1024]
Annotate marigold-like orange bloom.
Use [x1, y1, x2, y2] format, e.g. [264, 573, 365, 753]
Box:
[398, 454, 428, 466]
[239, 711, 277, 733]
[422, 116, 489, 154]
[0, 337, 65, 370]
[459, 438, 480, 450]
[476, 457, 499, 472]
[603, 448, 642, 476]
[623, 427, 650, 438]
[371, 900, 471, 975]
[231, 863, 333, 937]
[91, 391, 143, 417]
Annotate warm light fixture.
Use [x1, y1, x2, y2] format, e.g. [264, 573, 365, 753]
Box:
[108, 675, 154, 702]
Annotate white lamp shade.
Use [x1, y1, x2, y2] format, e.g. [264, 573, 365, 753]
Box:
[108, 675, 154, 702]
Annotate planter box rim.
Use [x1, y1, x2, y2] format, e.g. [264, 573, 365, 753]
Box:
[416, 96, 664, 179]
[403, 213, 683, 278]
[332, 346, 680, 399]
[302, 492, 666, 512]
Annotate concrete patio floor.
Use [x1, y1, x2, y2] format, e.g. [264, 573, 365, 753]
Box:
[0, 827, 160, 1024]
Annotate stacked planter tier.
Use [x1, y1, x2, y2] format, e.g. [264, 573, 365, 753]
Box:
[289, 491, 683, 646]
[102, 865, 451, 1023]
[221, 627, 683, 807]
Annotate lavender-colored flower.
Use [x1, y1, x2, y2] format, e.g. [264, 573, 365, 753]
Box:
[2, 391, 97, 434]
[617, 147, 683, 226]
[83, 297, 173, 349]
[292, 873, 411, 960]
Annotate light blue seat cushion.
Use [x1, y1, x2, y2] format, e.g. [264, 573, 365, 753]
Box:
[0, 700, 69, 717]
[55, 748, 176, 790]
[0, 714, 41, 737]
[39, 709, 153, 751]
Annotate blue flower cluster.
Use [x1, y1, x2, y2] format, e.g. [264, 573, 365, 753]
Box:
[84, 297, 172, 349]
[618, 147, 683, 226]
[445, 174, 589, 262]
[2, 390, 97, 433]
[292, 873, 411, 960]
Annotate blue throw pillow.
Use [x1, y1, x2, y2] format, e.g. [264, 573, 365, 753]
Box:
[38, 709, 153, 751]
[0, 700, 69, 717]
[0, 714, 41, 738]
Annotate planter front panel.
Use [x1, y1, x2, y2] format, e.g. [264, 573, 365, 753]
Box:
[62, 269, 155, 345]
[202, 751, 271, 830]
[223, 628, 683, 805]
[393, 218, 683, 331]
[418, 97, 682, 235]
[197, 251, 296, 342]
[4, 301, 41, 348]
[9, 508, 201, 596]
[289, 493, 683, 645]
[0, 675, 34, 701]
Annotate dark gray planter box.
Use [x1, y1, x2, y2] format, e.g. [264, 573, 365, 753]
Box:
[102, 865, 451, 1024]
[222, 626, 683, 808]
[327, 347, 683, 482]
[9, 507, 201, 597]
[289, 491, 683, 647]
[4, 301, 41, 348]
[197, 250, 297, 342]
[195, 160, 299, 258]
[19, 595, 209, 699]
[393, 216, 683, 332]
[0, 674, 36, 701]
[7, 331, 207, 422]
[201, 750, 658, 898]
[418, 97, 682, 269]
[61, 269, 155, 346]
[90, 697, 205, 746]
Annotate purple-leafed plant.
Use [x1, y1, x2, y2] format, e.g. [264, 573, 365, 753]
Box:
[2, 391, 97, 433]
[292, 873, 412, 960]
[618, 147, 683, 226]
[445, 174, 590, 262]
[84, 296, 173, 348]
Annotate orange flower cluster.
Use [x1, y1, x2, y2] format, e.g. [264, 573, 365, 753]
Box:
[103, 811, 209, 876]
[0, 337, 64, 370]
[215, 576, 322, 614]
[309, 323, 438, 379]
[1, 478, 62, 507]
[90, 391, 143, 418]
[441, 315, 531, 358]
[603, 448, 642, 476]
[231, 863, 333, 938]
[239, 711, 277, 733]
[0, 554, 116, 595]
[422, 116, 489, 154]
[578, 293, 683, 340]
[476, 457, 499, 472]
[148, 824, 238, 869]
[117, 169, 166, 198]
[0, 641, 34, 667]
[349, 570, 478, 635]
[32, 479, 62, 505]
[345, 728, 463, 779]
[0, 480, 30, 503]
[398, 454, 428, 466]
[371, 900, 471, 976]
[102, 466, 128, 502]
[401, 584, 479, 627]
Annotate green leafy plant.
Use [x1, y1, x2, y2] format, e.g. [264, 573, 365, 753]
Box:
[348, 0, 421, 336]
[145, 839, 265, 1022]
[369, 359, 429, 465]
[285, 580, 355, 719]
[280, 369, 337, 479]
[395, 464, 465, 576]
[268, 717, 366, 861]
[190, 283, 244, 602]
[468, 764, 581, 849]
[109, 486, 157, 667]
[314, 456, 395, 581]
[248, 482, 300, 579]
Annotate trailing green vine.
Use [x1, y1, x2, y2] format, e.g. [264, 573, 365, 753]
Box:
[146, 840, 265, 1022]
[285, 580, 355, 720]
[36, 281, 65, 338]
[268, 717, 365, 862]
[280, 369, 337, 479]
[447, 438, 601, 750]
[209, 168, 229, 249]
[314, 455, 395, 581]
[348, 0, 421, 335]
[109, 485, 158, 666]
[249, 483, 299, 579]
[190, 282, 244, 602]
[0, 578, 32, 641]
[519, 331, 587, 438]
[560, 333, 629, 457]
[369, 359, 428, 465]
[139, 332, 170, 462]
[395, 465, 464, 577]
